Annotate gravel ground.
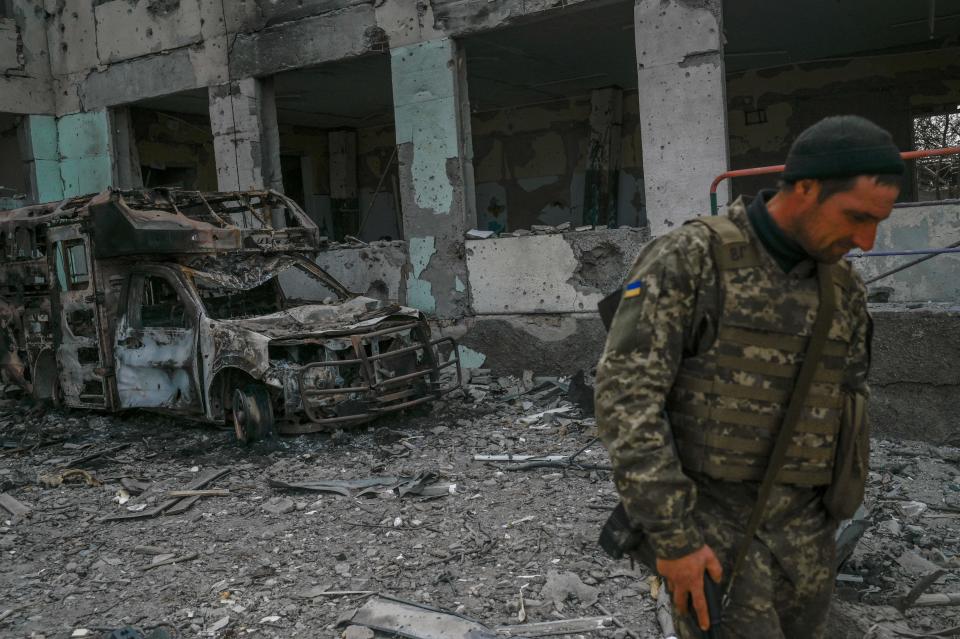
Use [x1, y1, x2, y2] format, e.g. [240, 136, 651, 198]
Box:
[0, 379, 959, 639]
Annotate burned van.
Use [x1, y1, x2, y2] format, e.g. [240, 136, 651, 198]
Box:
[0, 189, 461, 440]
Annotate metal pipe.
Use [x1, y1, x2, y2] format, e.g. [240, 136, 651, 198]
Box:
[863, 238, 960, 285]
[708, 146, 960, 215]
[848, 247, 960, 258]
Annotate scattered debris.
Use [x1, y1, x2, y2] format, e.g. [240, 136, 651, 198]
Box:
[119, 477, 152, 495]
[565, 370, 595, 416]
[269, 471, 455, 499]
[517, 406, 575, 426]
[100, 468, 229, 522]
[899, 570, 949, 611]
[474, 440, 610, 472]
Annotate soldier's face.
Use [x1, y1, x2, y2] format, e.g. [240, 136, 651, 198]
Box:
[796, 176, 899, 263]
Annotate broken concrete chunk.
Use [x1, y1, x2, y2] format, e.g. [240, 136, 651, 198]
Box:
[540, 570, 599, 611]
[895, 500, 928, 518]
[342, 595, 496, 639]
[342, 625, 375, 639]
[0, 493, 30, 518]
[466, 229, 495, 239]
[896, 550, 942, 576]
[262, 497, 295, 515]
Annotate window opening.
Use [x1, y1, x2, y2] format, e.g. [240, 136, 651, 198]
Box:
[53, 241, 89, 291]
[138, 275, 187, 329]
[65, 241, 89, 289]
[913, 105, 960, 201]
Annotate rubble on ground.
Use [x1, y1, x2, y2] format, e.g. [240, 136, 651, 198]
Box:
[0, 375, 958, 638]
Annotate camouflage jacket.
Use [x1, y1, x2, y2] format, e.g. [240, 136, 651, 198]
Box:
[595, 199, 871, 559]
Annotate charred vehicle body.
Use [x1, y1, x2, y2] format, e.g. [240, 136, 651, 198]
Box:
[0, 189, 461, 440]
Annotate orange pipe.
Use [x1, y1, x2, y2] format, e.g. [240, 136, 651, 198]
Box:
[709, 145, 960, 215]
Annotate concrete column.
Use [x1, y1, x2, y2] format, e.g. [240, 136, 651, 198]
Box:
[18, 110, 114, 203]
[329, 129, 359, 240]
[208, 77, 282, 193]
[583, 87, 624, 228]
[109, 107, 143, 189]
[390, 38, 475, 318]
[634, 0, 729, 234]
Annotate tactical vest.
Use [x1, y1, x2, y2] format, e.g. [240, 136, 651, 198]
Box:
[667, 214, 856, 486]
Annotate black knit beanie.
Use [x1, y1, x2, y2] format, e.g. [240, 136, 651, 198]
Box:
[782, 115, 905, 181]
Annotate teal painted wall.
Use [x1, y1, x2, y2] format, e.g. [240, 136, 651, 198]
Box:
[22, 111, 113, 204]
[57, 111, 112, 197]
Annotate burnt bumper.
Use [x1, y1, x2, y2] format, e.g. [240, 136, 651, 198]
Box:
[279, 320, 461, 434]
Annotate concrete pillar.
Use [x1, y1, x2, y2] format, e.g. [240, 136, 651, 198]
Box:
[208, 77, 282, 193]
[583, 87, 624, 228]
[18, 110, 114, 203]
[109, 107, 143, 189]
[634, 0, 729, 234]
[390, 38, 475, 318]
[329, 129, 360, 240]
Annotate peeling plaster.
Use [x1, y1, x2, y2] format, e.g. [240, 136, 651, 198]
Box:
[391, 39, 460, 216]
[406, 235, 438, 313]
[409, 236, 436, 278]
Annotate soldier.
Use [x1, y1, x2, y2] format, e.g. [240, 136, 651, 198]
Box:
[596, 115, 904, 638]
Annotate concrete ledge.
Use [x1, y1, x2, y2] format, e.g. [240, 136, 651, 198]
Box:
[869, 305, 960, 442]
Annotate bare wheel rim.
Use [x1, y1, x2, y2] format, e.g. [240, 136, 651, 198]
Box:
[232, 389, 248, 441]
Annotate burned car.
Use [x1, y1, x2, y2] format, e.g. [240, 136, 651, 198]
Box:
[0, 188, 461, 441]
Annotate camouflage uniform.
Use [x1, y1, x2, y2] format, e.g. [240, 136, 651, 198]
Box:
[595, 199, 871, 638]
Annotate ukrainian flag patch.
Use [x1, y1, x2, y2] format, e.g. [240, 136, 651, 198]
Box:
[623, 279, 645, 299]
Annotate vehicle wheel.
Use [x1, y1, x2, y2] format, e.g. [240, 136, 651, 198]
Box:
[232, 384, 275, 444]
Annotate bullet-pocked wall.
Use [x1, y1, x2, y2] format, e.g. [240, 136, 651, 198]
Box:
[726, 48, 960, 201]
[471, 91, 646, 232]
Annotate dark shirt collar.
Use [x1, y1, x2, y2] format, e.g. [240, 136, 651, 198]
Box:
[746, 189, 810, 273]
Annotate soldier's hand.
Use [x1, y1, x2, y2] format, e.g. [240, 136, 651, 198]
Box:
[656, 544, 723, 631]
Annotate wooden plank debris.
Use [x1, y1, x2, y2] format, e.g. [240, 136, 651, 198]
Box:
[913, 592, 960, 607]
[63, 443, 130, 468]
[496, 616, 614, 636]
[100, 468, 229, 522]
[166, 489, 230, 498]
[142, 552, 199, 571]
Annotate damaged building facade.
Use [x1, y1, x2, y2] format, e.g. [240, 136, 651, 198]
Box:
[1, 0, 959, 440]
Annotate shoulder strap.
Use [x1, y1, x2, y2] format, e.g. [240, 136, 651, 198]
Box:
[723, 262, 838, 605]
[686, 216, 761, 270]
[831, 259, 856, 292]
